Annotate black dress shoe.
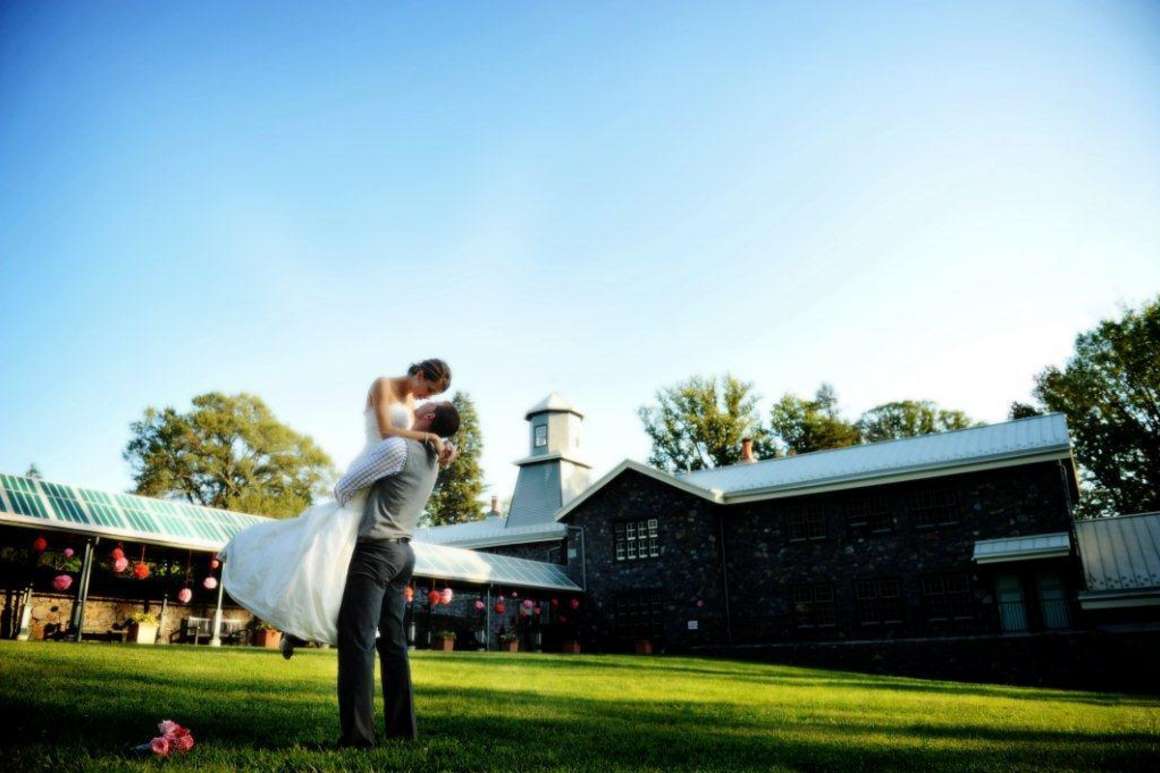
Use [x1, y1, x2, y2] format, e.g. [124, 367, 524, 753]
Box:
[281, 634, 299, 660]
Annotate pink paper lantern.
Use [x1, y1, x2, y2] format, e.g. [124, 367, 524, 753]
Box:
[533, 606, 542, 615]
[111, 547, 125, 561]
[474, 600, 485, 611]
[177, 587, 193, 604]
[53, 574, 73, 592]
[550, 597, 559, 608]
[696, 600, 704, 608]
[440, 587, 453, 605]
[521, 599, 534, 610]
[63, 547, 75, 559]
[33, 536, 47, 553]
[113, 557, 129, 573]
[209, 558, 221, 570]
[570, 598, 580, 610]
[203, 577, 218, 590]
[512, 590, 518, 598]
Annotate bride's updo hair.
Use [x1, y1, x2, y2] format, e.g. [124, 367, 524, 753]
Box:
[430, 402, 461, 439]
[408, 358, 451, 393]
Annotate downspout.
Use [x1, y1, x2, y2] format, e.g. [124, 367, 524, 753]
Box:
[717, 511, 733, 645]
[69, 537, 98, 641]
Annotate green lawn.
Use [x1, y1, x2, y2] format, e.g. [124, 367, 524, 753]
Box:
[0, 641, 1157, 772]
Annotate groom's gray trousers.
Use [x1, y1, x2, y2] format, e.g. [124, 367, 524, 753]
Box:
[337, 538, 416, 744]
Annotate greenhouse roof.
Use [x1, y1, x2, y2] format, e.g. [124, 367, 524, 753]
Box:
[0, 473, 581, 592]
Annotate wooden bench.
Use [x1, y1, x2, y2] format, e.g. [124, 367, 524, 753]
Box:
[177, 616, 248, 645]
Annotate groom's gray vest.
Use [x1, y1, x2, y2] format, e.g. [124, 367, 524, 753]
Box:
[358, 439, 439, 542]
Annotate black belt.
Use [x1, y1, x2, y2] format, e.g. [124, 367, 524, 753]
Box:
[382, 537, 411, 544]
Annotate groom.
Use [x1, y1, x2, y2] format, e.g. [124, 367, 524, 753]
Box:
[331, 400, 460, 747]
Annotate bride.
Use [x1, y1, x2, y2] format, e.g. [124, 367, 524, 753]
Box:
[220, 358, 455, 646]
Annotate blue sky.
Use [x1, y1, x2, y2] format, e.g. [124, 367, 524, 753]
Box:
[2, 1, 1158, 505]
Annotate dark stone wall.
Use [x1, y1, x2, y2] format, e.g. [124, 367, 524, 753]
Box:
[693, 628, 1160, 693]
[559, 470, 729, 652]
[723, 461, 1078, 644]
[561, 460, 1082, 655]
[477, 539, 566, 565]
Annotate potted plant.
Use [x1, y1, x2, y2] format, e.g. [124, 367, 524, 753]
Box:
[251, 621, 282, 649]
[434, 630, 456, 652]
[127, 611, 159, 645]
[499, 631, 519, 653]
[634, 638, 653, 655]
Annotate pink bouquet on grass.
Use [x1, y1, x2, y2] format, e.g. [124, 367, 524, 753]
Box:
[134, 720, 195, 757]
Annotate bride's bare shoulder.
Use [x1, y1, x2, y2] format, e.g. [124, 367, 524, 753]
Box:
[366, 376, 403, 409]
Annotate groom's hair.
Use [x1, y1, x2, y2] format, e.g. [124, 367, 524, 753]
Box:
[430, 402, 460, 438]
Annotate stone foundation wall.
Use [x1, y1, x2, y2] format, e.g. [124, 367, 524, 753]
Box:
[693, 628, 1160, 693]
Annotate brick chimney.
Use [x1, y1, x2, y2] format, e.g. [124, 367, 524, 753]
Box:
[741, 438, 757, 464]
[489, 496, 500, 517]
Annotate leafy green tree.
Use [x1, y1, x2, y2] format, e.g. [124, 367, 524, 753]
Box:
[1008, 402, 1042, 420]
[123, 392, 335, 518]
[638, 374, 770, 472]
[423, 392, 486, 526]
[857, 400, 978, 443]
[768, 383, 860, 455]
[1029, 297, 1160, 518]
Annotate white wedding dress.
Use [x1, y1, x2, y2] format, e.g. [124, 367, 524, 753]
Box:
[221, 404, 413, 644]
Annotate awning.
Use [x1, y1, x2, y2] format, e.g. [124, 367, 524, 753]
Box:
[972, 532, 1071, 564]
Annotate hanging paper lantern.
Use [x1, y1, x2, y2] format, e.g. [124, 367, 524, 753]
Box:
[550, 597, 559, 608]
[53, 574, 73, 592]
[113, 557, 129, 573]
[33, 536, 48, 553]
[570, 598, 581, 610]
[404, 586, 414, 603]
[209, 558, 221, 570]
[474, 600, 485, 611]
[111, 547, 125, 561]
[533, 606, 542, 615]
[63, 547, 75, 559]
[133, 562, 150, 580]
[440, 587, 454, 605]
[494, 602, 506, 614]
[203, 577, 218, 590]
[696, 600, 704, 608]
[177, 587, 193, 604]
[512, 590, 518, 598]
[427, 590, 441, 606]
[521, 599, 534, 610]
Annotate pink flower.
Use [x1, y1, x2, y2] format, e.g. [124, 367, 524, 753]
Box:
[177, 587, 193, 604]
[53, 575, 73, 592]
[171, 733, 195, 753]
[158, 720, 182, 736]
[113, 557, 129, 573]
[150, 736, 170, 757]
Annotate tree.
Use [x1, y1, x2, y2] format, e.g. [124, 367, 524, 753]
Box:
[123, 392, 336, 518]
[767, 383, 860, 455]
[1029, 297, 1160, 518]
[423, 391, 486, 526]
[1008, 402, 1042, 420]
[638, 374, 770, 472]
[857, 400, 977, 443]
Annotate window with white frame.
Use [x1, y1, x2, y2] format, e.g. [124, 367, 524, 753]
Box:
[615, 518, 659, 561]
[534, 424, 548, 448]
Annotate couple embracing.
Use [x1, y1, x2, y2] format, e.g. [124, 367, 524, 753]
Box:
[221, 358, 460, 747]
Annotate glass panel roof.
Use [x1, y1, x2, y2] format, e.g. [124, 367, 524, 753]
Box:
[0, 474, 582, 591]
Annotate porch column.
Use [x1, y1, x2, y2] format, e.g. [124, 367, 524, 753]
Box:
[69, 537, 98, 641]
[209, 575, 226, 647]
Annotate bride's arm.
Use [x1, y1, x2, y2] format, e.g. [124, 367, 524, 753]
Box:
[368, 377, 443, 449]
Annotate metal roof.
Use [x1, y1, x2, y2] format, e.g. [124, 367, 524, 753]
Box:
[0, 473, 581, 592]
[972, 532, 1071, 564]
[415, 519, 568, 549]
[680, 414, 1072, 500]
[525, 392, 584, 419]
[1074, 512, 1160, 593]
